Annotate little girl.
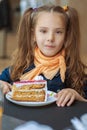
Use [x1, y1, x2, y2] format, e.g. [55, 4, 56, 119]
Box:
[0, 5, 87, 107]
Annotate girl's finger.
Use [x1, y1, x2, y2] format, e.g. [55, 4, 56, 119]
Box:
[3, 84, 12, 94]
[3, 87, 10, 94]
[59, 93, 71, 107]
[56, 92, 67, 106]
[58, 93, 72, 107]
[8, 84, 12, 90]
[67, 95, 75, 106]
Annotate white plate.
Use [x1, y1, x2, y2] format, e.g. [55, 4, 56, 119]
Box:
[5, 91, 57, 107]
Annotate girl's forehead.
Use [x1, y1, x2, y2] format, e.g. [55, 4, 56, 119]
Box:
[37, 11, 64, 19]
[35, 12, 66, 27]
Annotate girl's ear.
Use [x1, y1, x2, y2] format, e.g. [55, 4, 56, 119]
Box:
[33, 36, 36, 42]
[31, 28, 34, 33]
[31, 28, 36, 42]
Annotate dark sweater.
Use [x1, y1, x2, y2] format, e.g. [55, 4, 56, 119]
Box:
[0, 64, 87, 98]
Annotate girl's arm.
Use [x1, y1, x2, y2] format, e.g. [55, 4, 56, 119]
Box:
[0, 67, 13, 94]
[0, 67, 12, 83]
[55, 88, 87, 107]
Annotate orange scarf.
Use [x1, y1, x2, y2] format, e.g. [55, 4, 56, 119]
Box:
[20, 47, 66, 82]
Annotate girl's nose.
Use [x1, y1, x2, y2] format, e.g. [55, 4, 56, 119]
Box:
[47, 32, 55, 42]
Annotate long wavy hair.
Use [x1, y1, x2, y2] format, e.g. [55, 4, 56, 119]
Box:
[10, 5, 87, 96]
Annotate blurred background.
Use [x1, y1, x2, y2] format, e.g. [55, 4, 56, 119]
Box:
[0, 0, 87, 73]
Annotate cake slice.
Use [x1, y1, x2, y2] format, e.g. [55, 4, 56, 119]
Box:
[11, 80, 47, 102]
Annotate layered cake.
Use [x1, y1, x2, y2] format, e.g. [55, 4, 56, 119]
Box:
[11, 80, 47, 102]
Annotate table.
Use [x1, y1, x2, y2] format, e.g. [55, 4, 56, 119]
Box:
[4, 97, 87, 130]
[2, 114, 25, 130]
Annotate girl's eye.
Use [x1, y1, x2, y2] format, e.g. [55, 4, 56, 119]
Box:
[40, 30, 47, 33]
[56, 31, 63, 34]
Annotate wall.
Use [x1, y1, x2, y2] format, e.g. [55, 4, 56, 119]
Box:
[68, 0, 87, 64]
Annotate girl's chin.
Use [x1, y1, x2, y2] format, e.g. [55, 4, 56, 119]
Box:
[40, 49, 57, 57]
[43, 52, 57, 57]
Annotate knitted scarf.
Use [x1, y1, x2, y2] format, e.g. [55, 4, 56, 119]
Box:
[20, 47, 66, 82]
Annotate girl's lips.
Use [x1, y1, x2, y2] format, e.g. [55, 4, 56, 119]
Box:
[45, 45, 55, 48]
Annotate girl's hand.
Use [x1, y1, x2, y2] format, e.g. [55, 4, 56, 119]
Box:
[55, 88, 87, 107]
[0, 80, 12, 94]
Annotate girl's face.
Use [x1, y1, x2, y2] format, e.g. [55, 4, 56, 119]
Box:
[34, 12, 66, 57]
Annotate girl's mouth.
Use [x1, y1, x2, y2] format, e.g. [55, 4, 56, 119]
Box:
[45, 45, 55, 48]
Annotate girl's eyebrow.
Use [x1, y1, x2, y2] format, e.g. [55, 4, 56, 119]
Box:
[55, 28, 65, 30]
[39, 27, 65, 30]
